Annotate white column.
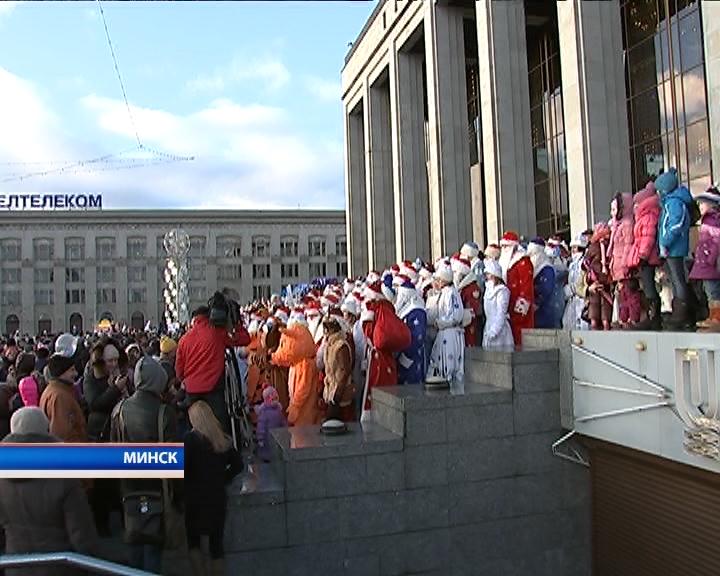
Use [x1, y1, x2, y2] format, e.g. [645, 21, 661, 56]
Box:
[345, 102, 369, 276]
[425, 0, 472, 259]
[702, 0, 720, 182]
[390, 38, 431, 262]
[476, 0, 536, 243]
[557, 0, 631, 236]
[365, 76, 396, 270]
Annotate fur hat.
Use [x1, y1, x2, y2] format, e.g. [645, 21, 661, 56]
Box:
[460, 241, 480, 260]
[341, 297, 359, 317]
[363, 281, 385, 302]
[484, 259, 503, 280]
[499, 231, 520, 247]
[287, 308, 308, 328]
[450, 254, 471, 276]
[433, 260, 454, 284]
[526, 237, 546, 255]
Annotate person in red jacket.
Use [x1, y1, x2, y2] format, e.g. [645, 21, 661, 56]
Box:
[451, 254, 482, 347]
[498, 231, 535, 346]
[176, 306, 250, 430]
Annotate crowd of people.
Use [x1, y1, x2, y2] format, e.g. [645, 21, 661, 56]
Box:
[0, 169, 718, 574]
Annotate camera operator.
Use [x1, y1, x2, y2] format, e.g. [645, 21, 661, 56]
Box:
[175, 293, 250, 431]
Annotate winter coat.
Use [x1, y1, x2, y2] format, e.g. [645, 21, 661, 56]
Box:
[562, 254, 588, 331]
[322, 331, 354, 407]
[506, 252, 535, 346]
[689, 209, 720, 281]
[83, 370, 122, 442]
[533, 262, 557, 329]
[657, 170, 694, 258]
[584, 237, 612, 288]
[608, 193, 635, 281]
[619, 282, 643, 324]
[351, 320, 366, 409]
[256, 402, 286, 461]
[39, 379, 87, 443]
[428, 284, 465, 383]
[0, 432, 99, 576]
[395, 286, 427, 385]
[271, 325, 320, 426]
[458, 274, 483, 347]
[628, 182, 662, 268]
[482, 282, 514, 349]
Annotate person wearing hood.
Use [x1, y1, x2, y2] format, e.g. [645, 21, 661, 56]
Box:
[110, 356, 179, 573]
[526, 238, 559, 329]
[607, 192, 637, 327]
[562, 235, 589, 331]
[482, 259, 514, 349]
[656, 168, 696, 329]
[0, 408, 100, 576]
[256, 386, 287, 461]
[690, 186, 720, 331]
[394, 276, 427, 385]
[583, 222, 613, 330]
[628, 181, 663, 329]
[452, 255, 483, 347]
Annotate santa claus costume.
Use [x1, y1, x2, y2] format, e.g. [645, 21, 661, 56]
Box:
[427, 261, 465, 392]
[526, 238, 559, 329]
[498, 231, 535, 346]
[394, 276, 427, 385]
[481, 259, 514, 349]
[451, 254, 483, 347]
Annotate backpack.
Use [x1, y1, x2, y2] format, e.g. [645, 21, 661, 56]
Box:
[688, 199, 701, 227]
[372, 303, 412, 353]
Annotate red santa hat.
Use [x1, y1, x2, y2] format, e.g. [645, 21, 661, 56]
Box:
[392, 273, 412, 287]
[320, 292, 341, 310]
[390, 263, 401, 276]
[274, 306, 290, 325]
[287, 308, 308, 328]
[399, 261, 419, 283]
[304, 301, 321, 318]
[363, 281, 385, 302]
[499, 231, 520, 247]
[450, 254, 471, 276]
[460, 242, 480, 261]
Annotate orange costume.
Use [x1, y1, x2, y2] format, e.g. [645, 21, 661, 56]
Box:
[271, 324, 320, 426]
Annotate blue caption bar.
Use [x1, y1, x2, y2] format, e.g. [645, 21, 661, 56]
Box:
[0, 445, 184, 470]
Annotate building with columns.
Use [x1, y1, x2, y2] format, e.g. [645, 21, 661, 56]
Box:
[343, 0, 716, 274]
[0, 209, 346, 335]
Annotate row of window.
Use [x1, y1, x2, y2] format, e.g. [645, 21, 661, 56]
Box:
[0, 235, 348, 262]
[1, 266, 149, 285]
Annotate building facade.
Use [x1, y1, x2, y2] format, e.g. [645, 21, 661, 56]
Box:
[343, 0, 717, 273]
[0, 210, 347, 335]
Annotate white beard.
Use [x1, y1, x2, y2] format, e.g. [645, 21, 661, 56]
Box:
[499, 247, 514, 280]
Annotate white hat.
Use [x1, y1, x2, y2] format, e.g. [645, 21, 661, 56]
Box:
[484, 259, 503, 280]
[287, 309, 307, 328]
[341, 297, 359, 317]
[433, 261, 453, 284]
[450, 254, 471, 276]
[460, 242, 480, 260]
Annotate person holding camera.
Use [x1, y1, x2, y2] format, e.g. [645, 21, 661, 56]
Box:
[176, 300, 250, 432]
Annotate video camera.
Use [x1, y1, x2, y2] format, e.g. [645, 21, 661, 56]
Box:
[208, 290, 241, 329]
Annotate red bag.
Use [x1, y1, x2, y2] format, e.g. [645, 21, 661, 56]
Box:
[372, 301, 411, 353]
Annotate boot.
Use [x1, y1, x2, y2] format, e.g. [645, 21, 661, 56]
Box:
[698, 301, 720, 331]
[189, 549, 207, 576]
[664, 298, 694, 331]
[211, 558, 225, 576]
[634, 298, 662, 331]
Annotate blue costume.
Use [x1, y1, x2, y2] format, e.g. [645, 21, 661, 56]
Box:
[394, 281, 427, 385]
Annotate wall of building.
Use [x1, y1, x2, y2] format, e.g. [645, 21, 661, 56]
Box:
[0, 210, 346, 335]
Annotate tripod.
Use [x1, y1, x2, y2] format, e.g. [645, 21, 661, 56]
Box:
[224, 347, 255, 454]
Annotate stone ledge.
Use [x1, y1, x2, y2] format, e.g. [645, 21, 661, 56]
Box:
[272, 422, 403, 462]
[372, 382, 511, 412]
[226, 461, 284, 508]
[465, 346, 559, 365]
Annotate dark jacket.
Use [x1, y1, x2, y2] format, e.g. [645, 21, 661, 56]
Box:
[0, 383, 15, 440]
[83, 370, 122, 442]
[0, 432, 99, 576]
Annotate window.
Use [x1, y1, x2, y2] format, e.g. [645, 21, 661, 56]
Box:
[189, 236, 206, 258]
[128, 266, 147, 283]
[622, 0, 711, 192]
[281, 263, 298, 278]
[253, 285, 271, 301]
[252, 236, 270, 258]
[65, 238, 84, 261]
[309, 237, 326, 257]
[0, 239, 21, 261]
[218, 264, 242, 281]
[190, 263, 206, 282]
[127, 237, 147, 260]
[65, 289, 86, 305]
[335, 237, 347, 257]
[189, 286, 206, 302]
[34, 288, 54, 305]
[1, 269, 21, 284]
[129, 288, 146, 303]
[280, 237, 298, 258]
[156, 236, 167, 259]
[1, 290, 21, 306]
[97, 266, 115, 283]
[217, 236, 242, 259]
[34, 268, 54, 284]
[65, 267, 85, 283]
[253, 264, 271, 279]
[33, 239, 54, 261]
[336, 261, 348, 278]
[309, 262, 327, 278]
[96, 237, 115, 261]
[97, 288, 117, 305]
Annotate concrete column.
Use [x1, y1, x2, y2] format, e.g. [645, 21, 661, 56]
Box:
[476, 0, 536, 243]
[345, 102, 369, 277]
[390, 38, 431, 261]
[557, 0, 631, 236]
[702, 0, 720, 182]
[365, 75, 396, 271]
[425, 0, 473, 259]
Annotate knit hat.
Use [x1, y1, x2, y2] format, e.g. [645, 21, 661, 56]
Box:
[484, 259, 503, 280]
[460, 241, 480, 260]
[47, 353, 76, 379]
[263, 386, 279, 406]
[499, 231, 520, 247]
[696, 186, 720, 205]
[10, 407, 49, 435]
[160, 336, 177, 354]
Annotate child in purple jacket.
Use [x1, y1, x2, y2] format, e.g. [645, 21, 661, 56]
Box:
[690, 186, 720, 331]
[256, 386, 287, 462]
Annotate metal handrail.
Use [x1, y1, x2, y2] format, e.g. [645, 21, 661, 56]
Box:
[0, 552, 157, 575]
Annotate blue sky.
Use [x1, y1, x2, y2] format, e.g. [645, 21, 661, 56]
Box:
[0, 0, 376, 209]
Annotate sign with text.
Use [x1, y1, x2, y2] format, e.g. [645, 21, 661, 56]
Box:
[0, 193, 102, 210]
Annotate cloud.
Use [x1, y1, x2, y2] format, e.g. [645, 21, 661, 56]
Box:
[187, 56, 291, 93]
[0, 2, 18, 18]
[304, 76, 341, 102]
[0, 67, 344, 210]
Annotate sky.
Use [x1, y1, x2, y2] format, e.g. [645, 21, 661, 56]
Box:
[0, 0, 376, 210]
